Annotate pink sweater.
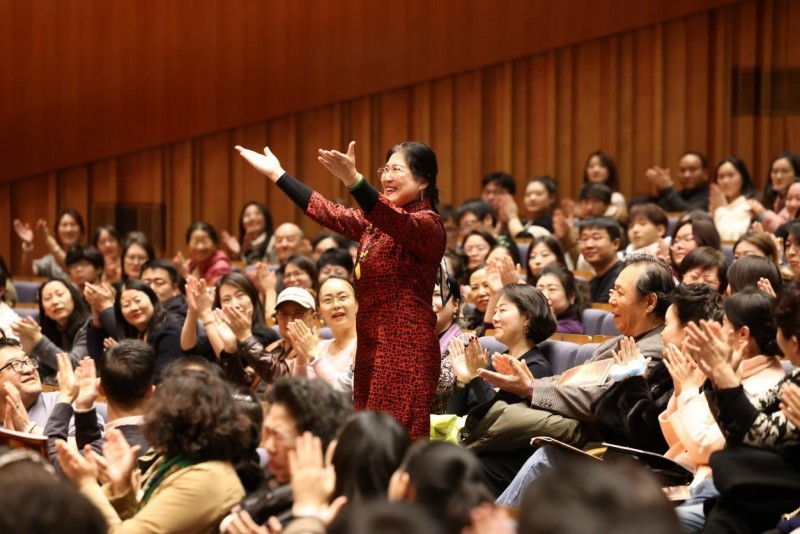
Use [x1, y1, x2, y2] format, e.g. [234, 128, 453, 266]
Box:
[658, 355, 785, 477]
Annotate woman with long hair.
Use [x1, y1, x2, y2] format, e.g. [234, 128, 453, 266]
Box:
[11, 278, 90, 383]
[710, 157, 757, 241]
[236, 140, 446, 440]
[221, 202, 275, 265]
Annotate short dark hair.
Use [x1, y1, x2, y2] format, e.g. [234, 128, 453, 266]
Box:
[726, 288, 782, 356]
[775, 281, 800, 340]
[143, 370, 251, 462]
[266, 377, 353, 450]
[387, 142, 440, 211]
[500, 284, 557, 343]
[678, 247, 729, 293]
[0, 327, 22, 349]
[332, 411, 410, 503]
[185, 221, 219, 245]
[713, 156, 756, 198]
[668, 283, 724, 325]
[577, 217, 623, 243]
[65, 244, 104, 270]
[481, 172, 516, 195]
[583, 150, 619, 190]
[310, 231, 351, 251]
[140, 258, 180, 285]
[629, 203, 668, 230]
[400, 441, 493, 533]
[623, 255, 676, 319]
[317, 248, 354, 275]
[526, 176, 557, 198]
[518, 457, 680, 534]
[578, 182, 612, 204]
[680, 150, 708, 170]
[99, 339, 156, 408]
[328, 502, 441, 534]
[727, 255, 782, 295]
[457, 200, 497, 227]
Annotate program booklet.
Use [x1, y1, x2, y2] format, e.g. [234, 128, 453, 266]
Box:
[555, 359, 614, 387]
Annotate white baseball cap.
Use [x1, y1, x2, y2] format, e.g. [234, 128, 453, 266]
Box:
[275, 287, 315, 310]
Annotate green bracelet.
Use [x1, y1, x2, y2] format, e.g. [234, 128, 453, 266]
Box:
[347, 175, 365, 192]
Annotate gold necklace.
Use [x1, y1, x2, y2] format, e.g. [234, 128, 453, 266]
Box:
[355, 226, 379, 280]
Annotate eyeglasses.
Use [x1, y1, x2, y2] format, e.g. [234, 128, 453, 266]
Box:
[0, 358, 38, 374]
[377, 164, 408, 178]
[671, 234, 696, 246]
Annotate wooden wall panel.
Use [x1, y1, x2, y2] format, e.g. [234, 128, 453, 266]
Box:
[4, 0, 800, 275]
[0, 0, 741, 182]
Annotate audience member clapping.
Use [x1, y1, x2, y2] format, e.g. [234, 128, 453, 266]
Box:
[174, 221, 233, 285]
[221, 202, 275, 264]
[14, 208, 85, 279]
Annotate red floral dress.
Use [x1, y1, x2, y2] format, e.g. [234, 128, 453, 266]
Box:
[306, 191, 446, 440]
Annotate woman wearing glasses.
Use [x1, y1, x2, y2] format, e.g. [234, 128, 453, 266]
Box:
[236, 141, 445, 440]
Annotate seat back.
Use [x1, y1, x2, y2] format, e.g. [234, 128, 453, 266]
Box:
[318, 327, 334, 340]
[12, 281, 41, 304]
[581, 308, 610, 336]
[549, 333, 594, 345]
[599, 314, 621, 336]
[478, 336, 508, 356]
[575, 343, 601, 367]
[0, 427, 49, 461]
[721, 242, 735, 265]
[13, 304, 39, 321]
[538, 339, 580, 376]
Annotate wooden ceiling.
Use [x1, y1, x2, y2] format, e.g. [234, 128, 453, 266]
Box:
[0, 0, 739, 181]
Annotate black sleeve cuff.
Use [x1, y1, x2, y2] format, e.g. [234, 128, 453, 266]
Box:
[350, 180, 380, 214]
[276, 173, 313, 211]
[705, 385, 759, 443]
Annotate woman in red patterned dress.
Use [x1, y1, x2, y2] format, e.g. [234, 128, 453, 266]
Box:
[235, 141, 446, 440]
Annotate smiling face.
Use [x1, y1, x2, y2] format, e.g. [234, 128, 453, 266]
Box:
[40, 281, 75, 327]
[524, 181, 554, 216]
[188, 229, 215, 264]
[463, 235, 491, 269]
[242, 204, 266, 236]
[283, 263, 314, 290]
[123, 244, 150, 280]
[96, 229, 120, 258]
[536, 273, 571, 316]
[678, 154, 707, 190]
[670, 223, 698, 267]
[784, 182, 800, 220]
[274, 224, 303, 261]
[380, 151, 428, 207]
[579, 226, 619, 270]
[219, 283, 254, 316]
[585, 156, 609, 183]
[527, 242, 559, 277]
[681, 266, 721, 292]
[770, 157, 796, 192]
[141, 267, 179, 304]
[492, 294, 526, 345]
[715, 162, 744, 200]
[57, 214, 83, 247]
[469, 268, 490, 313]
[318, 278, 357, 331]
[609, 265, 654, 337]
[0, 346, 42, 409]
[628, 216, 663, 250]
[119, 289, 155, 332]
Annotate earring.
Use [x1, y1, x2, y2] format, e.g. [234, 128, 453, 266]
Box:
[523, 325, 530, 335]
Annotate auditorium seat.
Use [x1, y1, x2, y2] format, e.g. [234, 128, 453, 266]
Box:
[12, 280, 41, 304]
[538, 339, 580, 376]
